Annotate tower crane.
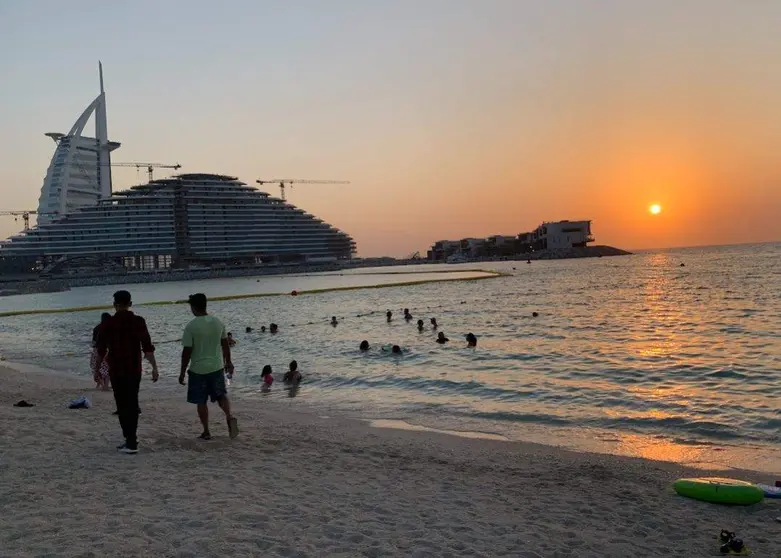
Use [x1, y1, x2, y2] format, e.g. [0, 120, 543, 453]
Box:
[255, 179, 350, 201]
[108, 162, 182, 182]
[0, 210, 56, 231]
[44, 133, 181, 182]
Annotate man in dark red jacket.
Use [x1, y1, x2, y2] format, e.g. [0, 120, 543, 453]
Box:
[95, 290, 159, 454]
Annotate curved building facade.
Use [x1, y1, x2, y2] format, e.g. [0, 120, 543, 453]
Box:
[1, 174, 355, 272]
[37, 63, 119, 225]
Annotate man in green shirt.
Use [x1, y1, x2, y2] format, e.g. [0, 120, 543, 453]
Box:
[179, 293, 238, 440]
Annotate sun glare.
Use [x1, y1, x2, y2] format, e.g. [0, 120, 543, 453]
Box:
[649, 204, 662, 215]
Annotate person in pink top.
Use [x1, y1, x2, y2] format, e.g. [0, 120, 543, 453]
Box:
[261, 365, 273, 391]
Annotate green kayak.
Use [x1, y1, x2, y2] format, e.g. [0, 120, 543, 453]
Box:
[673, 477, 764, 505]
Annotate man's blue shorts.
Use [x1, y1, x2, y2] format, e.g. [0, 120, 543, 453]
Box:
[187, 370, 227, 404]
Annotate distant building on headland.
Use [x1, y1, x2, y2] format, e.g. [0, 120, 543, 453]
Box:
[428, 220, 594, 261]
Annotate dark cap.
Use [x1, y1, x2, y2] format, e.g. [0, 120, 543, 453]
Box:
[188, 293, 207, 308]
[113, 290, 132, 306]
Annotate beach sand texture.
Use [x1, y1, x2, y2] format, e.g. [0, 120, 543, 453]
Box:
[1, 365, 779, 558]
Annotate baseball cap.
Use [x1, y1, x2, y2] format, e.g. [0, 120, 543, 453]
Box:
[188, 293, 207, 308]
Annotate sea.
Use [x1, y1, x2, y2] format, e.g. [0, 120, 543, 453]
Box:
[1, 243, 779, 472]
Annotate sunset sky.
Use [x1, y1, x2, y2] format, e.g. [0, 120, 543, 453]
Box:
[1, 0, 780, 256]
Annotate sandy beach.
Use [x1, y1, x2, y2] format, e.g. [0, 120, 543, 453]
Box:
[1, 364, 779, 558]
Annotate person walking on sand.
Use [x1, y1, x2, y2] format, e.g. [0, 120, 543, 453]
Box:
[179, 293, 239, 440]
[94, 290, 158, 455]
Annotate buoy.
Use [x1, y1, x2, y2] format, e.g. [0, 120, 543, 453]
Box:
[291, 290, 298, 296]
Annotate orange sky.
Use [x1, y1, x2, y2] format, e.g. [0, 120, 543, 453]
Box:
[1, 1, 780, 256]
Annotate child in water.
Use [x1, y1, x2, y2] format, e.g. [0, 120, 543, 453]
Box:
[261, 365, 273, 391]
[284, 360, 302, 384]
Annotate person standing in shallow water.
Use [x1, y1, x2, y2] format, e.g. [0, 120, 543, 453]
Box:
[94, 290, 158, 454]
[179, 293, 239, 441]
[91, 312, 112, 391]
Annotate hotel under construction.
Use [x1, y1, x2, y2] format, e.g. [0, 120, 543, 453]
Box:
[0, 65, 355, 275]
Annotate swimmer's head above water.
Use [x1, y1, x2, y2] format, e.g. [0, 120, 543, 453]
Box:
[360, 340, 370, 351]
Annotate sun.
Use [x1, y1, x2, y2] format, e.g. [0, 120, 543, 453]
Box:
[649, 204, 662, 215]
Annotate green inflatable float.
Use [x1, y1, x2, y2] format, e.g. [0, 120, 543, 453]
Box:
[673, 477, 764, 505]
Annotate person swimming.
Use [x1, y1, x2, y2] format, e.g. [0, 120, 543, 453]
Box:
[417, 319, 424, 332]
[436, 332, 449, 344]
[403, 308, 412, 321]
[245, 326, 253, 333]
[283, 360, 302, 384]
[227, 332, 237, 346]
[261, 325, 267, 332]
[532, 312, 539, 318]
[331, 316, 338, 326]
[360, 340, 370, 351]
[261, 365, 273, 389]
[465, 333, 477, 347]
[382, 344, 402, 354]
[430, 318, 438, 329]
[270, 323, 278, 333]
[386, 310, 393, 322]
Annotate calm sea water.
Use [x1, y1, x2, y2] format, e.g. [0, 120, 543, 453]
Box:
[1, 244, 779, 472]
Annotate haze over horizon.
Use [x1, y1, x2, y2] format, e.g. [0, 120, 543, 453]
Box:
[1, 0, 780, 257]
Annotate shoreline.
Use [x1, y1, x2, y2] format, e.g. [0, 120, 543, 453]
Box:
[0, 269, 501, 317]
[2, 362, 780, 557]
[0, 246, 629, 296]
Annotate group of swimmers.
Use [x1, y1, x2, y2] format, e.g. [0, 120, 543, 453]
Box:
[357, 308, 479, 354]
[243, 323, 278, 334]
[217, 307, 481, 388]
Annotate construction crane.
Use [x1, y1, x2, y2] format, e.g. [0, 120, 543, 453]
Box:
[0, 210, 56, 231]
[108, 162, 182, 182]
[44, 134, 181, 182]
[255, 179, 350, 201]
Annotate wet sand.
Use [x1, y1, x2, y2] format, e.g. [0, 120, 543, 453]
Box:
[1, 364, 779, 557]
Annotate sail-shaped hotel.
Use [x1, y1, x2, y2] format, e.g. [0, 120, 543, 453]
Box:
[1, 66, 355, 274]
